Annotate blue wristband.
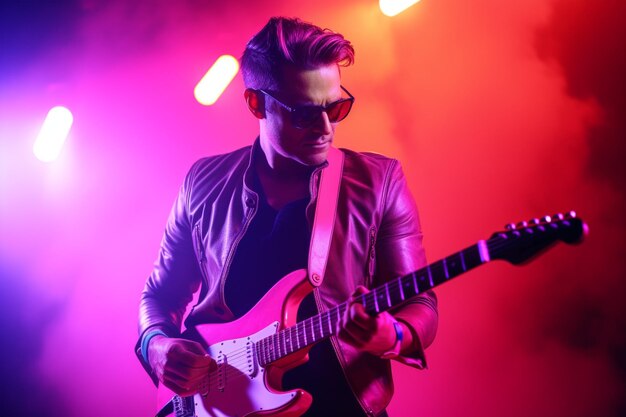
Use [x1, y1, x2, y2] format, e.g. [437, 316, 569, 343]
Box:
[381, 321, 404, 359]
[141, 330, 167, 363]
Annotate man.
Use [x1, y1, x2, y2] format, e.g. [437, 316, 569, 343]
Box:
[136, 17, 438, 417]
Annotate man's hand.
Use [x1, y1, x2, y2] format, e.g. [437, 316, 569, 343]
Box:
[148, 336, 215, 396]
[337, 286, 400, 356]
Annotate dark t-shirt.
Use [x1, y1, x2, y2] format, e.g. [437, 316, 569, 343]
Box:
[224, 184, 367, 417]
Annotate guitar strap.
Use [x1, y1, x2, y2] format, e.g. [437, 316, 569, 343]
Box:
[307, 146, 344, 287]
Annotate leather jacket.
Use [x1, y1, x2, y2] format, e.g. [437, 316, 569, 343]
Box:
[136, 140, 438, 417]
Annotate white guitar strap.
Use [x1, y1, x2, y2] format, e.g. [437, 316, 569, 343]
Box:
[308, 146, 344, 287]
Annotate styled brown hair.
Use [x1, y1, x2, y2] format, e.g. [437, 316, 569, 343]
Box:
[241, 17, 355, 90]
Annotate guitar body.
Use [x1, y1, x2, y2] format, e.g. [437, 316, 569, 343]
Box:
[157, 269, 314, 417]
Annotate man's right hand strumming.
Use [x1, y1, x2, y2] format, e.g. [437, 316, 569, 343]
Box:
[148, 336, 215, 396]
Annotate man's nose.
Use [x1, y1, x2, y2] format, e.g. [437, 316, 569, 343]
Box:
[311, 111, 332, 135]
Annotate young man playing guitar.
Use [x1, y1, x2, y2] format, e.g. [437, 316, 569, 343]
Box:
[136, 17, 438, 417]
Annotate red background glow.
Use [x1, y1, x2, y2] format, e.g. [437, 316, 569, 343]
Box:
[1, 1, 624, 416]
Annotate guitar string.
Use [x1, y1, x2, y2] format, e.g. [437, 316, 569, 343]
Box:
[197, 226, 573, 388]
[208, 228, 570, 383]
[208, 307, 346, 381]
[201, 254, 486, 386]
[206, 302, 352, 382]
[202, 296, 380, 388]
[207, 284, 444, 385]
[202, 268, 468, 387]
[205, 284, 409, 381]
[209, 271, 443, 380]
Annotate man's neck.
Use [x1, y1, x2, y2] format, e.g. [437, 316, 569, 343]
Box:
[255, 147, 313, 210]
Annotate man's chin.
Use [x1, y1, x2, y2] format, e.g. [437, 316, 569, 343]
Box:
[299, 149, 329, 167]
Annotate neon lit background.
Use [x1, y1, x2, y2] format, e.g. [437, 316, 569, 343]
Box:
[1, 1, 624, 416]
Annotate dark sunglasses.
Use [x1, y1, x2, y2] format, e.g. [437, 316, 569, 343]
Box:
[258, 86, 355, 129]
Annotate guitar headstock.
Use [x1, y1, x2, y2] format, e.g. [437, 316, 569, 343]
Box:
[488, 211, 588, 265]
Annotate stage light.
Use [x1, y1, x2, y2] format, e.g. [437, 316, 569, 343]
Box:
[33, 106, 73, 162]
[194, 55, 240, 106]
[379, 0, 421, 16]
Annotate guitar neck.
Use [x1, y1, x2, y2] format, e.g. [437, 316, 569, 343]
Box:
[256, 240, 490, 366]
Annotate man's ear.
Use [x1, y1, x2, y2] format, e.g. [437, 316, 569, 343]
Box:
[244, 89, 265, 119]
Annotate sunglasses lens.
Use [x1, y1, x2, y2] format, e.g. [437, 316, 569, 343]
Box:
[326, 99, 353, 123]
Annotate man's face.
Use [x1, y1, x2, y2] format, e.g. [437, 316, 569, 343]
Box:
[259, 63, 343, 168]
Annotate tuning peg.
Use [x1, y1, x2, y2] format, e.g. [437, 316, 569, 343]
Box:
[542, 215, 552, 223]
[552, 213, 564, 221]
[529, 218, 541, 225]
[566, 210, 577, 219]
[516, 221, 528, 229]
[505, 223, 516, 230]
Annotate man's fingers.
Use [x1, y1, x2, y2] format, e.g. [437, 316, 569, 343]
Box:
[163, 365, 208, 387]
[346, 303, 377, 332]
[167, 342, 213, 368]
[178, 339, 210, 356]
[162, 375, 199, 397]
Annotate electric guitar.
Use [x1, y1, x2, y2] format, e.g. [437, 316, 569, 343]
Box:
[156, 212, 587, 417]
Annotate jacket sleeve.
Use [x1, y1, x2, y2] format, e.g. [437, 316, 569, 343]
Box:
[135, 163, 204, 384]
[374, 159, 438, 369]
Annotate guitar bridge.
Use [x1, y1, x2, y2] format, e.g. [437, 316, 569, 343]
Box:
[171, 395, 195, 417]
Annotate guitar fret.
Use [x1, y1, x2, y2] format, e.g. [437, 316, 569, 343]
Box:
[460, 249, 466, 271]
[398, 277, 405, 300]
[274, 333, 280, 360]
[443, 258, 449, 279]
[299, 322, 305, 346]
[288, 328, 294, 353]
[427, 266, 434, 287]
[431, 262, 445, 286]
[326, 312, 332, 335]
[385, 285, 391, 309]
[293, 326, 299, 350]
[317, 314, 323, 338]
[276, 333, 281, 358]
[267, 337, 272, 364]
[373, 292, 380, 313]
[266, 335, 271, 362]
[280, 332, 286, 356]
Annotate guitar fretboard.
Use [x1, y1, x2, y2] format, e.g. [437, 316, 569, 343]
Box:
[255, 241, 489, 366]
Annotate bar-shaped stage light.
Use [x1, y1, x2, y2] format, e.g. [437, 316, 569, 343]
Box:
[379, 0, 421, 17]
[194, 55, 240, 106]
[33, 106, 73, 162]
